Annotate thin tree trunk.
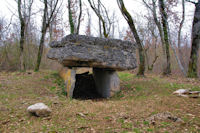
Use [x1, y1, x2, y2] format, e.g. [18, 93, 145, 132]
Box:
[117, 0, 145, 76]
[144, 47, 150, 70]
[159, 0, 171, 75]
[148, 37, 158, 71]
[98, 0, 102, 38]
[18, 0, 26, 71]
[76, 0, 82, 34]
[152, 0, 165, 55]
[35, 27, 47, 71]
[187, 1, 200, 78]
[35, 0, 48, 72]
[170, 41, 186, 75]
[35, 0, 59, 71]
[88, 0, 109, 38]
[68, 0, 75, 34]
[166, 0, 186, 76]
[178, 0, 185, 68]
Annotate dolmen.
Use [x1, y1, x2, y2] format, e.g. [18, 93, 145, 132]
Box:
[47, 34, 137, 98]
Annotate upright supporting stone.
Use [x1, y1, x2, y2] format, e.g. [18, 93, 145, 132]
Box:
[93, 68, 120, 98]
[62, 67, 76, 98]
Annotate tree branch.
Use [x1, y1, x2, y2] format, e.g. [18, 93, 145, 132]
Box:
[185, 0, 197, 4]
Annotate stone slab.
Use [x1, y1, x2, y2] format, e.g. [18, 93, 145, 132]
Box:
[47, 34, 137, 71]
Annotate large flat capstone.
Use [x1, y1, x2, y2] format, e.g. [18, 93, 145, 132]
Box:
[47, 34, 137, 71]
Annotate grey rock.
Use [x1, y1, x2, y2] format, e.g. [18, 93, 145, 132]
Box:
[173, 89, 190, 95]
[93, 68, 120, 98]
[47, 34, 137, 71]
[27, 103, 51, 117]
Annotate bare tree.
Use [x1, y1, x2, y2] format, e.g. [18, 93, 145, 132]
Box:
[68, 0, 82, 34]
[49, 1, 64, 41]
[146, 17, 159, 71]
[186, 0, 200, 78]
[35, 0, 59, 72]
[88, 0, 112, 38]
[142, 0, 165, 54]
[117, 0, 145, 76]
[143, 0, 173, 75]
[143, 0, 187, 76]
[17, 0, 33, 71]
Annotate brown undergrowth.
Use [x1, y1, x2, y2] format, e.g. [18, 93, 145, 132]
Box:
[0, 70, 200, 132]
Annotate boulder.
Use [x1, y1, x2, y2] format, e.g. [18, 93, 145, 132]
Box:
[47, 34, 137, 71]
[27, 103, 51, 117]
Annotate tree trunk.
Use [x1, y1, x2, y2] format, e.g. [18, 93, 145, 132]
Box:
[159, 0, 171, 75]
[143, 0, 165, 57]
[76, 0, 82, 34]
[88, 0, 109, 38]
[68, 0, 75, 34]
[34, 0, 48, 72]
[178, 0, 185, 69]
[142, 0, 166, 73]
[98, 0, 102, 37]
[117, 0, 145, 76]
[151, 0, 165, 55]
[35, 28, 47, 72]
[187, 1, 200, 78]
[18, 0, 26, 71]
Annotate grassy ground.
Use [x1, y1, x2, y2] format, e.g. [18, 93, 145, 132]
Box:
[0, 70, 200, 132]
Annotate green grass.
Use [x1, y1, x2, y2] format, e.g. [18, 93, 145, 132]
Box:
[118, 72, 134, 81]
[1, 71, 200, 132]
[49, 72, 66, 96]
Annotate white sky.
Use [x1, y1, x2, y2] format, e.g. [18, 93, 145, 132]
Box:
[0, 0, 196, 39]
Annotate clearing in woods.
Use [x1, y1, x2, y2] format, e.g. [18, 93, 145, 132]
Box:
[0, 70, 200, 132]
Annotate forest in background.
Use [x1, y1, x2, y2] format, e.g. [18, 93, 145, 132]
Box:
[0, 0, 199, 78]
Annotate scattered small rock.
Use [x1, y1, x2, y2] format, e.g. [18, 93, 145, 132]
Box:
[173, 89, 200, 98]
[77, 112, 87, 117]
[145, 112, 183, 125]
[173, 89, 190, 95]
[27, 103, 51, 117]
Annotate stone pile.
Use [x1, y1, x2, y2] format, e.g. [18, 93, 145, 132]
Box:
[47, 34, 137, 98]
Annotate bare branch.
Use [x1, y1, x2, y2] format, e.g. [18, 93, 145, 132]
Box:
[185, 0, 197, 4]
[88, 0, 110, 38]
[77, 0, 82, 34]
[47, 0, 59, 26]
